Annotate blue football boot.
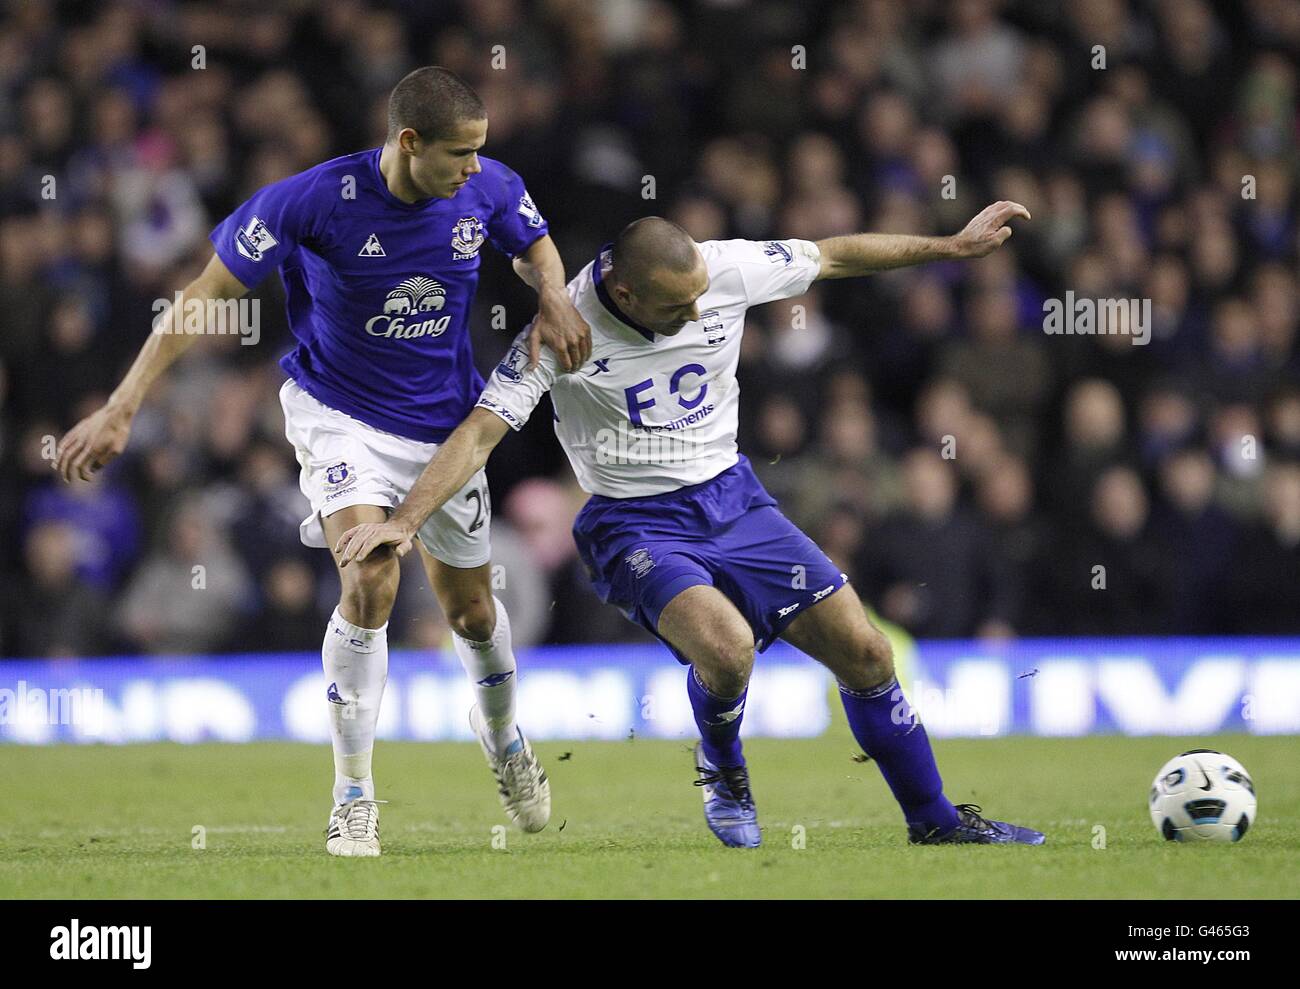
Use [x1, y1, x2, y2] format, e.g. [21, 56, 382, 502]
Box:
[908, 803, 1046, 845]
[693, 743, 761, 848]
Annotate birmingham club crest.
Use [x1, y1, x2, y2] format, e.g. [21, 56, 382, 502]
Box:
[700, 310, 726, 346]
[625, 548, 656, 579]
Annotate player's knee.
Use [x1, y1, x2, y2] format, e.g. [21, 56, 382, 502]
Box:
[446, 593, 495, 642]
[697, 639, 754, 697]
[858, 624, 895, 683]
[339, 552, 399, 626]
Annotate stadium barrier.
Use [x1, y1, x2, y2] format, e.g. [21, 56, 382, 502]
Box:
[1, 638, 1297, 743]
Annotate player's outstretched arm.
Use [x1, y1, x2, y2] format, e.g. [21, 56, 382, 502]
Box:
[512, 234, 591, 372]
[335, 407, 512, 566]
[814, 200, 1031, 280]
[54, 253, 249, 482]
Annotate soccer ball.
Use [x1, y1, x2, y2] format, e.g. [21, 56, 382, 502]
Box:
[1149, 749, 1256, 843]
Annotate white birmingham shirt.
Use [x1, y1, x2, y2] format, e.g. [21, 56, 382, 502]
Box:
[475, 238, 822, 498]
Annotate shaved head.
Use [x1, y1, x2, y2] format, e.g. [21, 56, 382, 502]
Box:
[607, 217, 709, 336]
[611, 217, 701, 291]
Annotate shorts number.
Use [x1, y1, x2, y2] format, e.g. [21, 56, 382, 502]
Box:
[465, 483, 491, 533]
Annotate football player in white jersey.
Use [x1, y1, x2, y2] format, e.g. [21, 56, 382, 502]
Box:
[334, 204, 1048, 847]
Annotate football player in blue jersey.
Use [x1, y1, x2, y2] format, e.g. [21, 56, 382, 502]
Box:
[333, 206, 1047, 849]
[55, 67, 591, 856]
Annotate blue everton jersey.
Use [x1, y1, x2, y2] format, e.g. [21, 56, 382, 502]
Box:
[210, 149, 549, 442]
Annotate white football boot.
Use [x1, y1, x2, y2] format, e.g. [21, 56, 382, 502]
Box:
[469, 705, 551, 833]
[325, 788, 387, 857]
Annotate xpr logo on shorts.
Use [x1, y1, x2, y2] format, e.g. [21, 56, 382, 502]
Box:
[776, 602, 800, 618]
[625, 548, 655, 578]
[365, 276, 451, 339]
[811, 583, 836, 602]
[451, 216, 485, 260]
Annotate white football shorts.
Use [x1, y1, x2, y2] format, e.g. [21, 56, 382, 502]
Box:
[279, 379, 491, 568]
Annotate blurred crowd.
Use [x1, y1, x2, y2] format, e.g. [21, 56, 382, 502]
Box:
[1, 0, 1298, 658]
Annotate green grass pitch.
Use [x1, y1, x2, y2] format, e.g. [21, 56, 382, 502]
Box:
[2, 732, 1296, 899]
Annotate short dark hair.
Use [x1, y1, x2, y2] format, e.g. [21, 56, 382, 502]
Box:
[611, 217, 700, 292]
[387, 67, 486, 142]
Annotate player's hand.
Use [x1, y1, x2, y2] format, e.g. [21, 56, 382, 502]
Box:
[54, 403, 134, 483]
[528, 288, 592, 373]
[334, 520, 416, 567]
[952, 201, 1031, 259]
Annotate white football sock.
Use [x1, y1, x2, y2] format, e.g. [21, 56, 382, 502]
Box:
[453, 595, 518, 757]
[322, 607, 388, 805]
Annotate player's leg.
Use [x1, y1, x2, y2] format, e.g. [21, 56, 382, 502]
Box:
[657, 583, 762, 848]
[657, 584, 755, 767]
[572, 489, 764, 847]
[415, 478, 550, 832]
[317, 503, 401, 857]
[280, 381, 401, 856]
[779, 583, 959, 836]
[419, 552, 517, 752]
[780, 584, 1045, 845]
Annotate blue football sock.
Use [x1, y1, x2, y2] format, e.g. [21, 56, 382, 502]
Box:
[839, 676, 959, 834]
[686, 664, 747, 768]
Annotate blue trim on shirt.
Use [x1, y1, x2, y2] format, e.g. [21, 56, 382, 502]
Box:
[591, 243, 656, 342]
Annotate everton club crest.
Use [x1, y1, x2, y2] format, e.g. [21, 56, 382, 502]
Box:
[451, 216, 485, 260]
